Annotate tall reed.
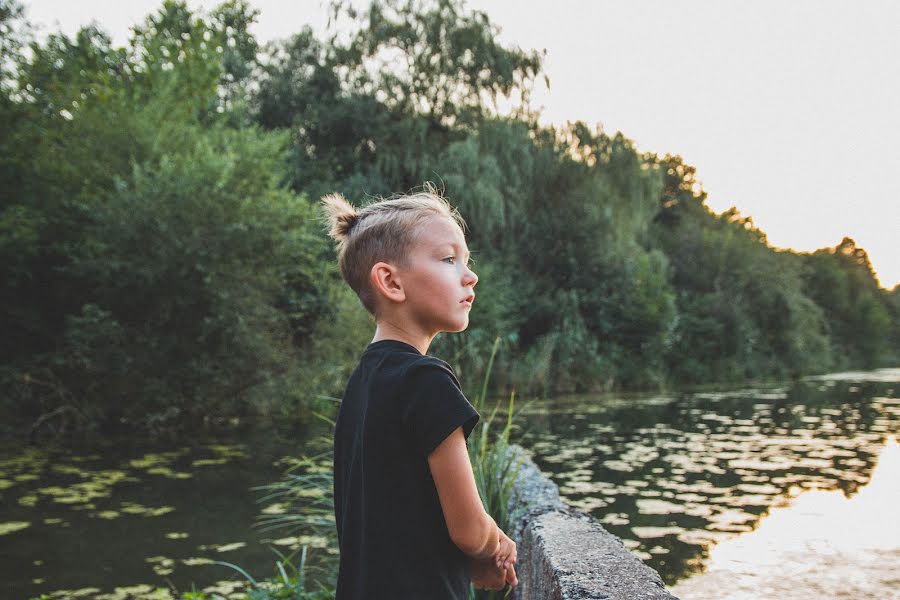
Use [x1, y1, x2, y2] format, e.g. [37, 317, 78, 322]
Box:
[467, 336, 528, 600]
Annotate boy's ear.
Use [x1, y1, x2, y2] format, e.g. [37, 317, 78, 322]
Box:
[370, 262, 406, 303]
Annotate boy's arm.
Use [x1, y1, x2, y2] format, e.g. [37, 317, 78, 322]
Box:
[428, 426, 501, 559]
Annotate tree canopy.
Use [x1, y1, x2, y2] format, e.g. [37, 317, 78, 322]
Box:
[1, 0, 896, 436]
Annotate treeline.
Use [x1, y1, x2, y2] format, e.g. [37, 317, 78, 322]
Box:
[1, 0, 897, 435]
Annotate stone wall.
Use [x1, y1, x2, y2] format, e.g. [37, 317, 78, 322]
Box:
[504, 444, 680, 600]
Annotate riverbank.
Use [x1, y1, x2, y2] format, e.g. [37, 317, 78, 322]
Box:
[503, 443, 678, 599]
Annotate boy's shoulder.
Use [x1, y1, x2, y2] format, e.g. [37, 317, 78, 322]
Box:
[401, 354, 460, 385]
[364, 343, 463, 392]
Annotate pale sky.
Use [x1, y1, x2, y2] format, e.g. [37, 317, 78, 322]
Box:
[22, 0, 900, 288]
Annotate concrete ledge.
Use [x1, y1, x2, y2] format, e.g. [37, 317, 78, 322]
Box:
[504, 444, 679, 600]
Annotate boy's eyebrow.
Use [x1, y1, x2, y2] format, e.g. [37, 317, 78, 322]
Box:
[439, 243, 471, 258]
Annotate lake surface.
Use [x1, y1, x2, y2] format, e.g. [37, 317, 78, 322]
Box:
[512, 368, 899, 598]
[2, 368, 897, 599]
[0, 421, 336, 599]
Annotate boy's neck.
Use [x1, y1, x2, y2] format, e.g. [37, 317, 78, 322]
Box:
[371, 322, 433, 356]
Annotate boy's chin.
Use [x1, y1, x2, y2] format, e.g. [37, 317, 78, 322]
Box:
[443, 320, 470, 333]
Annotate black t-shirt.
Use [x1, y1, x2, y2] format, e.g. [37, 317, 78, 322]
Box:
[333, 339, 481, 600]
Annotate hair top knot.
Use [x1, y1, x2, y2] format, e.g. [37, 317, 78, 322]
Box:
[320, 192, 361, 245]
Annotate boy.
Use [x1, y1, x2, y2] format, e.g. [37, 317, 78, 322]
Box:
[321, 187, 518, 599]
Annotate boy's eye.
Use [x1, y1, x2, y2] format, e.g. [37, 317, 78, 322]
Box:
[444, 256, 473, 268]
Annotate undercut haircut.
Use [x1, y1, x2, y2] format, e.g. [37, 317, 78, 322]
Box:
[320, 183, 468, 316]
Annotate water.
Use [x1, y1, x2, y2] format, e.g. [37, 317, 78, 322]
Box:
[2, 369, 897, 599]
[0, 421, 334, 599]
[669, 436, 899, 599]
[512, 368, 899, 598]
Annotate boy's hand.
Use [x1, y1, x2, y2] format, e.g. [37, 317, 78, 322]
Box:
[470, 557, 518, 591]
[493, 530, 517, 573]
[504, 561, 519, 588]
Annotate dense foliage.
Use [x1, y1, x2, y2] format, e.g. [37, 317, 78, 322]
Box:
[1, 0, 897, 435]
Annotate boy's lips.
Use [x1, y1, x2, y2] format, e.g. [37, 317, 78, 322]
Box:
[461, 294, 475, 305]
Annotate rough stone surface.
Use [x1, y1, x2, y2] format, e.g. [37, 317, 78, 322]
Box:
[504, 444, 679, 600]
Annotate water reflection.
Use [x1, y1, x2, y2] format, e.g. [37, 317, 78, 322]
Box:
[513, 369, 899, 585]
[670, 436, 900, 599]
[0, 422, 328, 599]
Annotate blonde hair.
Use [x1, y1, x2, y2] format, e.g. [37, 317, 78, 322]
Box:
[320, 183, 468, 316]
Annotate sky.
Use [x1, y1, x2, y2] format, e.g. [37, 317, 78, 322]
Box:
[21, 0, 900, 288]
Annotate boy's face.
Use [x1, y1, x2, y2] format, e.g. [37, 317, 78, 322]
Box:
[400, 215, 478, 335]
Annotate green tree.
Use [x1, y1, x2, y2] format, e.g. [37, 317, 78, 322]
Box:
[800, 238, 892, 368]
[255, 0, 545, 197]
[333, 0, 544, 128]
[649, 154, 832, 383]
[1, 1, 335, 433]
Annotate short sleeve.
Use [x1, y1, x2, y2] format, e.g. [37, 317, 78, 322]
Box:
[399, 359, 480, 458]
